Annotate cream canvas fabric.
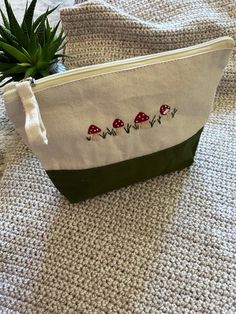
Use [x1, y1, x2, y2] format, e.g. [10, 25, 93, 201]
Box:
[3, 44, 233, 170]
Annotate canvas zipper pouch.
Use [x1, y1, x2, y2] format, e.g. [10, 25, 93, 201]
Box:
[3, 36, 234, 202]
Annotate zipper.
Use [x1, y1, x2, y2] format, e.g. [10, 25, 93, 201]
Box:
[3, 36, 234, 101]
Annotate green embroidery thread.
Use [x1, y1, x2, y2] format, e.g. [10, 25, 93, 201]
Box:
[86, 105, 178, 141]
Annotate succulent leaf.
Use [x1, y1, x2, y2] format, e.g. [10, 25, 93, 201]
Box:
[0, 0, 67, 82]
[0, 25, 18, 46]
[0, 9, 10, 29]
[36, 15, 47, 45]
[1, 64, 29, 76]
[0, 42, 29, 62]
[3, 0, 27, 46]
[33, 5, 59, 31]
[22, 0, 37, 34]
[25, 66, 36, 78]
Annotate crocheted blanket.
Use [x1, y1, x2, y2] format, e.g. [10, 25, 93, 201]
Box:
[1, 0, 236, 313]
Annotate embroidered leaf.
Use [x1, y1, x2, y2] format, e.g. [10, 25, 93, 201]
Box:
[99, 131, 108, 139]
[106, 128, 115, 136]
[132, 123, 139, 130]
[171, 108, 178, 118]
[124, 123, 132, 133]
[86, 106, 178, 141]
[157, 115, 162, 124]
[149, 115, 156, 127]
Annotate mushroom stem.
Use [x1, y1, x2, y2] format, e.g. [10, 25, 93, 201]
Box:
[92, 134, 100, 141]
[115, 128, 123, 135]
[140, 121, 151, 129]
[165, 112, 172, 121]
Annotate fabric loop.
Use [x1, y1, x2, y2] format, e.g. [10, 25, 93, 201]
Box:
[16, 81, 48, 146]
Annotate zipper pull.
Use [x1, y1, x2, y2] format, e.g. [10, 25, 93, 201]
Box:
[16, 81, 48, 146]
[20, 76, 36, 87]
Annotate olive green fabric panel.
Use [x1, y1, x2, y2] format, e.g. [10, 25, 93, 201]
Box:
[47, 128, 203, 203]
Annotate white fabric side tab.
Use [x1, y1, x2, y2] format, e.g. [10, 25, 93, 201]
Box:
[16, 81, 48, 146]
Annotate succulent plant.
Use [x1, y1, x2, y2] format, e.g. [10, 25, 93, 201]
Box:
[0, 0, 67, 86]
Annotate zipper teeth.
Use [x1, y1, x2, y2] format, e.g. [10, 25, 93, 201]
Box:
[34, 36, 234, 85]
[4, 36, 234, 98]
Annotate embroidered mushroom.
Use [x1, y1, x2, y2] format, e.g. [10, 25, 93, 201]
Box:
[160, 104, 171, 120]
[134, 112, 150, 129]
[160, 104, 171, 115]
[88, 124, 101, 141]
[113, 118, 124, 135]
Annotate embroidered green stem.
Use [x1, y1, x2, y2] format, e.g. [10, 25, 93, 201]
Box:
[99, 132, 108, 139]
[124, 123, 132, 133]
[157, 115, 162, 124]
[171, 108, 177, 118]
[149, 115, 156, 127]
[86, 106, 177, 141]
[106, 128, 116, 136]
[132, 123, 139, 130]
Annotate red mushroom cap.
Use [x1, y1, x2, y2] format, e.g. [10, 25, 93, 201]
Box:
[88, 124, 101, 134]
[113, 118, 124, 128]
[160, 104, 171, 115]
[134, 112, 150, 123]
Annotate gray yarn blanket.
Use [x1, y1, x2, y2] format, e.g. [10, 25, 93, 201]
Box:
[1, 0, 236, 313]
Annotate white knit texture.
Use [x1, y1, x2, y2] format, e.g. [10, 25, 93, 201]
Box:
[1, 0, 236, 313]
